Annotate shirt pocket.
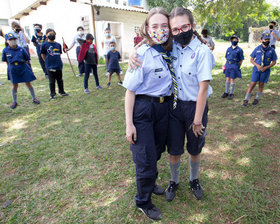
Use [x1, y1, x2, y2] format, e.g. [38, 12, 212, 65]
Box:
[150, 67, 169, 79]
[181, 65, 198, 86]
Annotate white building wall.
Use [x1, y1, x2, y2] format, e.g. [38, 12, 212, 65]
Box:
[14, 0, 147, 60]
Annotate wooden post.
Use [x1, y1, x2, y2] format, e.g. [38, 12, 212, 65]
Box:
[90, 0, 97, 48]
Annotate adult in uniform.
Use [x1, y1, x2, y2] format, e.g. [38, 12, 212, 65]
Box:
[263, 21, 280, 49]
[124, 7, 172, 221]
[66, 26, 86, 77]
[221, 35, 244, 100]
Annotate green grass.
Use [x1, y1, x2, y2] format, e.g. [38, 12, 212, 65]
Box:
[0, 52, 279, 223]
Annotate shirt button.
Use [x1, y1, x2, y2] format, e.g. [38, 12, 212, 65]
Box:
[178, 77, 180, 79]
[181, 52, 183, 55]
[180, 88, 182, 90]
[189, 72, 191, 75]
[180, 65, 182, 67]
[159, 76, 161, 78]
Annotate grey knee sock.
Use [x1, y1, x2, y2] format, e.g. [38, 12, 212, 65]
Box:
[225, 82, 230, 93]
[169, 162, 180, 184]
[244, 92, 251, 101]
[12, 89, 17, 103]
[255, 91, 262, 100]
[189, 158, 200, 181]
[230, 84, 235, 94]
[28, 87, 36, 100]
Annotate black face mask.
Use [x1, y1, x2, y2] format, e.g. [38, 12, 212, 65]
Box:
[262, 41, 270, 47]
[173, 29, 194, 46]
[231, 41, 238, 46]
[15, 28, 21, 33]
[35, 28, 41, 33]
[269, 25, 274, 29]
[48, 35, 55, 41]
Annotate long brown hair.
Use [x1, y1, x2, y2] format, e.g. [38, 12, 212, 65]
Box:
[140, 7, 173, 51]
[169, 7, 205, 44]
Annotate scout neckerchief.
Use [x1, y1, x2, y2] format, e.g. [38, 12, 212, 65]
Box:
[152, 44, 178, 109]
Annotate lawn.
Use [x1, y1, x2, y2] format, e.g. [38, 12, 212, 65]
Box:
[0, 42, 279, 223]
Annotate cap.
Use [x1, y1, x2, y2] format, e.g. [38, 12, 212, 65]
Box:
[230, 34, 239, 40]
[261, 32, 270, 40]
[6, 32, 17, 40]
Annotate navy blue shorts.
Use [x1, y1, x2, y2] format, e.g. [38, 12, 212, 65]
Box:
[251, 70, 270, 83]
[108, 68, 120, 74]
[167, 99, 208, 156]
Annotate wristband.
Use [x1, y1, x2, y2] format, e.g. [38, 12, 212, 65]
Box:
[193, 122, 202, 126]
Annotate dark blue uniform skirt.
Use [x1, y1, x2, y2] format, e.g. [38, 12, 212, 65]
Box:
[8, 63, 36, 84]
[225, 62, 242, 79]
[131, 97, 169, 209]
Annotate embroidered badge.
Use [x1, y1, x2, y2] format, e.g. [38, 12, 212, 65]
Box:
[155, 68, 163, 72]
[191, 52, 195, 59]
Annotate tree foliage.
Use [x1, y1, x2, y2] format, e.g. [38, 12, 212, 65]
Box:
[145, 0, 280, 41]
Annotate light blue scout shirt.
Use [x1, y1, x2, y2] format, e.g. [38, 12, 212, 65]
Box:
[72, 34, 86, 47]
[171, 36, 215, 102]
[123, 44, 172, 97]
[264, 29, 280, 46]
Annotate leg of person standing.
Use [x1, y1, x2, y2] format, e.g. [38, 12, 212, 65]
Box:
[10, 83, 18, 109]
[56, 70, 67, 96]
[84, 63, 91, 92]
[92, 64, 102, 89]
[48, 70, 56, 99]
[38, 52, 48, 78]
[76, 46, 85, 76]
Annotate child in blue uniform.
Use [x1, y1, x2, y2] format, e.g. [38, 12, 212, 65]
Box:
[41, 29, 68, 100]
[221, 35, 244, 100]
[243, 33, 277, 106]
[106, 41, 122, 87]
[2, 33, 40, 109]
[31, 24, 47, 78]
[124, 7, 172, 221]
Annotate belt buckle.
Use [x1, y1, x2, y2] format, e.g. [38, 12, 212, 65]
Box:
[14, 62, 18, 66]
[159, 97, 164, 103]
[229, 61, 231, 64]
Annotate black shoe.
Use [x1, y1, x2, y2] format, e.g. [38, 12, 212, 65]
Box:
[228, 94, 234, 100]
[138, 204, 162, 221]
[221, 92, 229, 98]
[10, 102, 18, 109]
[153, 185, 165, 195]
[60, 93, 69, 96]
[165, 181, 179, 202]
[243, 100, 248, 107]
[252, 99, 259, 106]
[33, 98, 40, 104]
[189, 179, 203, 200]
[50, 96, 56, 100]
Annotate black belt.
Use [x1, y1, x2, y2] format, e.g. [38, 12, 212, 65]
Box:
[136, 94, 170, 103]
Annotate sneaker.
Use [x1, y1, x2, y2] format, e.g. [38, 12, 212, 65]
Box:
[252, 99, 259, 106]
[107, 82, 111, 87]
[118, 81, 123, 86]
[165, 181, 179, 202]
[33, 99, 40, 104]
[138, 204, 162, 221]
[76, 73, 82, 77]
[10, 102, 18, 109]
[50, 96, 56, 100]
[228, 94, 234, 100]
[189, 179, 203, 200]
[221, 92, 229, 98]
[96, 86, 103, 90]
[153, 185, 165, 195]
[105, 72, 109, 77]
[84, 88, 90, 94]
[120, 70, 123, 75]
[60, 93, 69, 96]
[243, 100, 248, 107]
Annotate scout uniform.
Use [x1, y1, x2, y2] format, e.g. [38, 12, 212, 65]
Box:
[250, 33, 277, 83]
[123, 44, 172, 209]
[167, 36, 214, 157]
[225, 41, 244, 79]
[2, 33, 36, 84]
[31, 33, 47, 76]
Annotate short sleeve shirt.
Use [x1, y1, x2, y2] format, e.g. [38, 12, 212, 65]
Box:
[107, 50, 121, 70]
[172, 37, 215, 101]
[263, 29, 280, 45]
[225, 46, 244, 62]
[103, 35, 117, 55]
[2, 46, 30, 64]
[11, 30, 29, 48]
[40, 41, 63, 70]
[123, 44, 172, 97]
[250, 45, 277, 66]
[31, 33, 46, 50]
[72, 34, 86, 47]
